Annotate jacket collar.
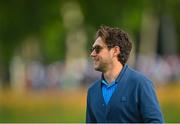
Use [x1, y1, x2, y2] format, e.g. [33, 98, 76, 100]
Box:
[100, 64, 128, 84]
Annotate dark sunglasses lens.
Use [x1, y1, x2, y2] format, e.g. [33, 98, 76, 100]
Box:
[95, 47, 101, 53]
[91, 46, 102, 54]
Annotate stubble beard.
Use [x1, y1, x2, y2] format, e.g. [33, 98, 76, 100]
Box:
[93, 61, 107, 73]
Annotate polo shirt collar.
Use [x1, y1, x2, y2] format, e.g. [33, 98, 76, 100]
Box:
[101, 79, 116, 88]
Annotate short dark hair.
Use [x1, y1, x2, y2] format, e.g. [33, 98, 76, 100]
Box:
[96, 25, 132, 65]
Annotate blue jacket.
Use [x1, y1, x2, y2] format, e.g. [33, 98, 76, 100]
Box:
[86, 64, 164, 123]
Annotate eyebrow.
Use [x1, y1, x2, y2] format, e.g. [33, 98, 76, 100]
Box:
[92, 44, 103, 48]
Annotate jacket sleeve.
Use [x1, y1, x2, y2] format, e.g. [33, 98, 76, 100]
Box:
[139, 80, 164, 123]
[86, 89, 96, 123]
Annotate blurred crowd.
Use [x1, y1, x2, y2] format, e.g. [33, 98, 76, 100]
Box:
[9, 55, 180, 90]
[136, 55, 180, 85]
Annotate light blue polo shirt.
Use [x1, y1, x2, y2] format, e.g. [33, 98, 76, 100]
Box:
[101, 79, 117, 105]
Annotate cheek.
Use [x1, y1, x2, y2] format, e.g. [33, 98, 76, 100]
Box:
[97, 52, 111, 62]
[102, 53, 111, 60]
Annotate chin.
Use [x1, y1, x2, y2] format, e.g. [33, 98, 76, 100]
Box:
[93, 62, 104, 72]
[94, 66, 103, 72]
[94, 65, 99, 70]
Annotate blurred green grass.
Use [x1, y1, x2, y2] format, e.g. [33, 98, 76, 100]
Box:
[0, 89, 86, 122]
[0, 84, 180, 122]
[157, 84, 180, 122]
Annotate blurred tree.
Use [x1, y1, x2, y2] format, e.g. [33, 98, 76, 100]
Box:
[0, 0, 64, 87]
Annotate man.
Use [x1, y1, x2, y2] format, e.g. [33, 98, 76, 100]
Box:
[86, 25, 164, 123]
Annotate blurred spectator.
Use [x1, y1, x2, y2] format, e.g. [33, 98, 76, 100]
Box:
[26, 61, 47, 90]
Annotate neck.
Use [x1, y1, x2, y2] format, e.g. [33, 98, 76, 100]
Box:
[103, 62, 123, 83]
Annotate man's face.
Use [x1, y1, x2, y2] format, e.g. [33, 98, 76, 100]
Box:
[90, 37, 113, 72]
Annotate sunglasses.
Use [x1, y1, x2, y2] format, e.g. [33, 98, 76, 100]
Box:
[91, 45, 104, 54]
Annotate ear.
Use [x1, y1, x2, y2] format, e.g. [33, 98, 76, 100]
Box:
[113, 46, 120, 57]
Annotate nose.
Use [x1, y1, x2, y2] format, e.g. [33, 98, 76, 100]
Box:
[90, 50, 96, 58]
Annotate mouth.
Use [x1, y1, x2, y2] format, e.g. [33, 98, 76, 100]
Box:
[92, 58, 100, 67]
[92, 57, 99, 62]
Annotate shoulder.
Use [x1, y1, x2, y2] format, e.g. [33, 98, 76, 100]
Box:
[87, 79, 100, 95]
[126, 66, 157, 99]
[126, 66, 153, 87]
